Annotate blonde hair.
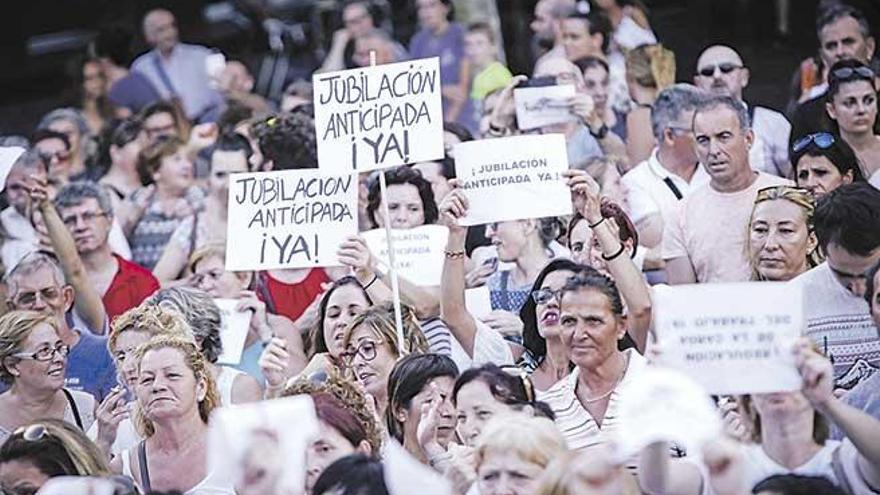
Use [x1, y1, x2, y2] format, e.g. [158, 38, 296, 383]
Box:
[132, 336, 220, 438]
[108, 304, 192, 356]
[475, 415, 566, 470]
[533, 450, 641, 495]
[341, 301, 428, 357]
[187, 242, 227, 273]
[0, 311, 59, 384]
[626, 44, 675, 90]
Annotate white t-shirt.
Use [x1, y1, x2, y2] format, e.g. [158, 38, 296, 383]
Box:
[662, 173, 791, 283]
[792, 263, 880, 389]
[749, 106, 792, 178]
[623, 148, 710, 224]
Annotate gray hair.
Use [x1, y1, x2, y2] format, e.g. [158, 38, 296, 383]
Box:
[651, 83, 707, 141]
[0, 136, 29, 148]
[54, 181, 114, 218]
[817, 4, 872, 40]
[37, 108, 91, 139]
[5, 251, 66, 297]
[11, 149, 45, 172]
[145, 287, 223, 364]
[693, 93, 750, 132]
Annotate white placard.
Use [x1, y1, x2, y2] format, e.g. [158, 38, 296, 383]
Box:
[362, 225, 448, 286]
[454, 134, 572, 226]
[514, 85, 576, 130]
[37, 477, 115, 495]
[208, 395, 319, 494]
[466, 286, 493, 320]
[313, 57, 444, 173]
[615, 367, 722, 459]
[652, 282, 804, 395]
[384, 440, 452, 495]
[0, 146, 24, 192]
[214, 298, 251, 365]
[225, 169, 358, 270]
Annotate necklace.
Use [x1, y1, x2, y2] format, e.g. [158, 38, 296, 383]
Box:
[579, 355, 627, 403]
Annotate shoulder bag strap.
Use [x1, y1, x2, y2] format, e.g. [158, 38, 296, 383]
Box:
[61, 388, 83, 430]
[138, 440, 152, 493]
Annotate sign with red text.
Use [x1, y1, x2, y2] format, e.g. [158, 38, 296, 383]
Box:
[313, 58, 444, 173]
[454, 134, 572, 226]
[652, 282, 804, 395]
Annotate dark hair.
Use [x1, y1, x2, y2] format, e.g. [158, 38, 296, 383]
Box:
[31, 129, 71, 151]
[209, 132, 253, 165]
[385, 353, 458, 442]
[558, 269, 625, 317]
[313, 392, 370, 449]
[816, 3, 872, 40]
[136, 136, 186, 185]
[110, 118, 143, 149]
[573, 55, 610, 74]
[439, 155, 456, 180]
[453, 364, 555, 419]
[217, 100, 255, 135]
[256, 113, 318, 170]
[139, 100, 182, 127]
[564, 11, 612, 54]
[826, 59, 877, 102]
[864, 257, 880, 308]
[753, 474, 845, 495]
[813, 183, 880, 255]
[366, 166, 439, 228]
[94, 25, 136, 67]
[520, 259, 591, 360]
[443, 121, 473, 144]
[312, 276, 372, 355]
[567, 201, 639, 257]
[312, 454, 389, 495]
[791, 133, 865, 184]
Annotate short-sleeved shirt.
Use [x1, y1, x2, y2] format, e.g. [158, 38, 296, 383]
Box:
[409, 23, 465, 86]
[622, 148, 710, 224]
[749, 105, 792, 178]
[103, 254, 160, 323]
[421, 317, 513, 372]
[662, 172, 791, 283]
[129, 187, 205, 271]
[471, 61, 512, 100]
[66, 328, 117, 402]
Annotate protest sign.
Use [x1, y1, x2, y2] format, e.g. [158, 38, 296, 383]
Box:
[225, 168, 358, 271]
[454, 134, 572, 226]
[362, 225, 448, 286]
[466, 286, 493, 320]
[208, 395, 319, 495]
[514, 85, 576, 130]
[615, 367, 722, 459]
[313, 57, 444, 173]
[384, 440, 452, 495]
[214, 299, 251, 365]
[0, 146, 24, 192]
[652, 282, 804, 395]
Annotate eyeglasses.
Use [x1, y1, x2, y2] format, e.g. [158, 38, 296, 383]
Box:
[12, 287, 62, 308]
[792, 132, 835, 154]
[530, 287, 559, 305]
[697, 63, 742, 77]
[831, 66, 875, 81]
[61, 211, 107, 227]
[13, 343, 70, 362]
[342, 340, 378, 364]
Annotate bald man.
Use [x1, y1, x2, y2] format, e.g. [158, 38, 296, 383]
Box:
[531, 0, 576, 65]
[694, 45, 792, 179]
[131, 9, 224, 123]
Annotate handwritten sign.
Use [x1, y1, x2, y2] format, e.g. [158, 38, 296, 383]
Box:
[454, 134, 572, 226]
[615, 367, 722, 459]
[313, 58, 444, 173]
[652, 282, 804, 395]
[514, 85, 576, 130]
[225, 169, 358, 271]
[362, 225, 448, 286]
[214, 299, 251, 365]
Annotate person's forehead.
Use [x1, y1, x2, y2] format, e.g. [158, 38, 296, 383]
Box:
[697, 46, 743, 69]
[820, 16, 864, 42]
[211, 149, 248, 170]
[535, 59, 578, 78]
[835, 79, 876, 97]
[387, 183, 421, 200]
[59, 197, 101, 213]
[25, 323, 59, 345]
[13, 266, 61, 290]
[693, 106, 739, 133]
[142, 347, 186, 368]
[343, 2, 369, 19]
[145, 112, 174, 125]
[752, 198, 806, 222]
[147, 11, 175, 29]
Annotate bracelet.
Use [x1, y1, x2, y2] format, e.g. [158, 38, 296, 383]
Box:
[588, 217, 605, 229]
[444, 250, 466, 259]
[363, 273, 379, 290]
[602, 243, 626, 261]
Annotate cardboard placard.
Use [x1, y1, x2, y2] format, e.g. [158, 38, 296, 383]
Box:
[225, 169, 358, 270]
[514, 85, 576, 130]
[362, 225, 448, 286]
[652, 282, 804, 395]
[313, 58, 444, 173]
[214, 298, 251, 365]
[454, 134, 572, 226]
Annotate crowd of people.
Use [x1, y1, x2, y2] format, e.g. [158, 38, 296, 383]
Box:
[1, 0, 880, 494]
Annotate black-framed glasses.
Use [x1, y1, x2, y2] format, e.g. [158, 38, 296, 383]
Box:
[61, 211, 107, 227]
[792, 132, 835, 154]
[831, 66, 875, 81]
[342, 340, 378, 364]
[530, 287, 559, 305]
[697, 63, 742, 77]
[13, 344, 69, 362]
[12, 287, 62, 308]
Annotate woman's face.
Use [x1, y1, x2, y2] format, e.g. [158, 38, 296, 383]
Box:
[795, 155, 851, 199]
[193, 255, 245, 298]
[0, 459, 49, 495]
[827, 80, 878, 134]
[136, 347, 204, 422]
[486, 221, 528, 262]
[535, 269, 575, 339]
[48, 119, 81, 155]
[346, 324, 398, 400]
[11, 323, 67, 391]
[113, 329, 151, 390]
[749, 199, 812, 281]
[305, 421, 359, 493]
[402, 376, 456, 448]
[751, 391, 812, 424]
[82, 61, 106, 100]
[559, 287, 624, 369]
[209, 150, 249, 199]
[322, 285, 370, 359]
[155, 150, 194, 193]
[569, 218, 632, 274]
[455, 380, 514, 447]
[377, 183, 426, 229]
[561, 18, 600, 61]
[477, 449, 545, 495]
[582, 66, 610, 112]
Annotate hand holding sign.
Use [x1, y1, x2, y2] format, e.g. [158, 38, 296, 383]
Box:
[563, 169, 603, 225]
[437, 180, 469, 235]
[337, 234, 377, 280]
[793, 337, 835, 410]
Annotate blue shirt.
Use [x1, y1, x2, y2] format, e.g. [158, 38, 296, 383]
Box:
[65, 328, 117, 403]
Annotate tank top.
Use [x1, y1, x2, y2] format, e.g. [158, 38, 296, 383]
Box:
[215, 366, 246, 406]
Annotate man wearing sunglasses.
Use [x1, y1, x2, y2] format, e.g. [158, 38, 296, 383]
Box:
[694, 45, 792, 179]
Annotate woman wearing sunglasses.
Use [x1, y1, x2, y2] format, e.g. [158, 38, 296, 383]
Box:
[0, 311, 95, 445]
[824, 59, 880, 185]
[791, 132, 863, 199]
[0, 419, 112, 495]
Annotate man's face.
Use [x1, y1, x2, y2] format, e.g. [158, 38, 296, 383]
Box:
[5, 165, 46, 216]
[694, 47, 748, 100]
[144, 10, 179, 53]
[826, 243, 880, 298]
[34, 137, 72, 181]
[693, 106, 753, 185]
[531, 1, 555, 43]
[8, 266, 72, 320]
[818, 16, 875, 67]
[209, 150, 249, 199]
[57, 197, 111, 255]
[143, 112, 178, 144]
[343, 3, 374, 38]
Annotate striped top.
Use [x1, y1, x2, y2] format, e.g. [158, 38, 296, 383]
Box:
[537, 349, 647, 453]
[421, 317, 513, 372]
